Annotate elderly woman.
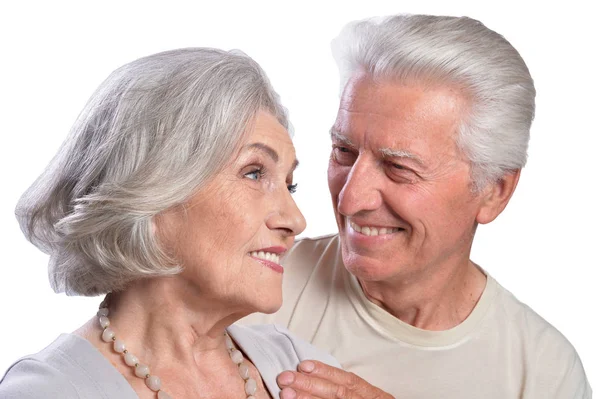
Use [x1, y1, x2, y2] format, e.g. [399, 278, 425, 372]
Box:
[0, 48, 339, 398]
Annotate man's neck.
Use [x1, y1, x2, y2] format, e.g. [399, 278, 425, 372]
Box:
[358, 260, 487, 331]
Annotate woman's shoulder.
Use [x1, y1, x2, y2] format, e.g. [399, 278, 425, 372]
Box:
[228, 323, 341, 397]
[0, 356, 80, 398]
[0, 334, 136, 399]
[0, 335, 82, 398]
[229, 323, 340, 367]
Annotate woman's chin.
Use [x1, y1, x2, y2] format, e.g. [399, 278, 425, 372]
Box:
[251, 293, 283, 315]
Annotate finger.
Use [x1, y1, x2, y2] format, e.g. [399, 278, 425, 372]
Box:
[297, 361, 363, 393]
[277, 370, 364, 399]
[297, 361, 393, 399]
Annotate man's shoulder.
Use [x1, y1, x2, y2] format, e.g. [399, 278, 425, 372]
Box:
[494, 280, 575, 348]
[284, 233, 345, 289]
[491, 279, 592, 397]
[286, 234, 341, 270]
[291, 233, 340, 253]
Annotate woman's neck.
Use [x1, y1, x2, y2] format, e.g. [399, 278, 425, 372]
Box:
[74, 277, 263, 398]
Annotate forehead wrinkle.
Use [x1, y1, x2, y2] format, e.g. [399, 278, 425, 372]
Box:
[246, 142, 279, 162]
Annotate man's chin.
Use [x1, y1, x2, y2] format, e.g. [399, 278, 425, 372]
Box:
[342, 256, 398, 282]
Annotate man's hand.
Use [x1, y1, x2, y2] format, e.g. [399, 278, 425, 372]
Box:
[276, 360, 394, 399]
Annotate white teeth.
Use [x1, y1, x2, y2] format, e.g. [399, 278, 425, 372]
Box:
[350, 221, 399, 236]
[250, 251, 281, 265]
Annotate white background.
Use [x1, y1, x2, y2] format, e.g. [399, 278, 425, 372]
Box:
[0, 0, 598, 392]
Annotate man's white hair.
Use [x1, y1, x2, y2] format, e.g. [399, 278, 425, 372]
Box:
[332, 14, 536, 190]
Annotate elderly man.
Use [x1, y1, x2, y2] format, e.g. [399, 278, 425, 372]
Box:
[242, 14, 591, 398]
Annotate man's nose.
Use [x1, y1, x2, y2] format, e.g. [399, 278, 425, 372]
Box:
[337, 156, 382, 216]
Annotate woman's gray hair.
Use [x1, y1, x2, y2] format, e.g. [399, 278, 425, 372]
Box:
[16, 48, 289, 296]
[331, 14, 536, 190]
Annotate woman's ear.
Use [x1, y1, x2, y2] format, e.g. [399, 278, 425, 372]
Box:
[476, 169, 521, 225]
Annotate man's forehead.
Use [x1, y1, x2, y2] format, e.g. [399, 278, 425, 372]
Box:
[341, 73, 468, 119]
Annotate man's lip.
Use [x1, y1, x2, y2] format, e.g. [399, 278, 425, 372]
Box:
[250, 246, 288, 254]
[346, 219, 405, 230]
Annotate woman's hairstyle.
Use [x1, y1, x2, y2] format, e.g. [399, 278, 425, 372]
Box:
[331, 14, 536, 190]
[16, 48, 289, 296]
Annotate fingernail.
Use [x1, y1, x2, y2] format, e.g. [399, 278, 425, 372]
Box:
[299, 360, 315, 373]
[277, 371, 295, 386]
[280, 387, 297, 399]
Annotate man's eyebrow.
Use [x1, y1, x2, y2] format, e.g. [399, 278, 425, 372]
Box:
[330, 128, 425, 167]
[246, 142, 299, 170]
[330, 129, 354, 147]
[380, 147, 425, 167]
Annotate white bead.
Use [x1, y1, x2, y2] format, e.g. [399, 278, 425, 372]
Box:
[101, 328, 115, 342]
[124, 352, 138, 366]
[97, 308, 109, 317]
[238, 363, 250, 379]
[230, 349, 244, 364]
[98, 316, 110, 328]
[158, 391, 172, 399]
[135, 364, 150, 378]
[245, 378, 258, 395]
[224, 334, 235, 350]
[113, 339, 126, 353]
[145, 375, 161, 391]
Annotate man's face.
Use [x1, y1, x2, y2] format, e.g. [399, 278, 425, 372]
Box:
[328, 74, 489, 283]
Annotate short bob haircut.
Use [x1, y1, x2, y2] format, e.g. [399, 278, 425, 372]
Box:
[331, 14, 536, 190]
[16, 48, 289, 296]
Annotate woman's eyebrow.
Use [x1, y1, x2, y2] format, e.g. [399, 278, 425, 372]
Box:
[246, 142, 299, 171]
[246, 142, 279, 162]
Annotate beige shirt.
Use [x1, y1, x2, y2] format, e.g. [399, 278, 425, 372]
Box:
[241, 234, 592, 399]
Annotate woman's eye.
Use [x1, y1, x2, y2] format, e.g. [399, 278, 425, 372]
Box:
[287, 183, 298, 194]
[244, 168, 264, 181]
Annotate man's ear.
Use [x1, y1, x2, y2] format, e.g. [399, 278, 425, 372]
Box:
[476, 169, 521, 225]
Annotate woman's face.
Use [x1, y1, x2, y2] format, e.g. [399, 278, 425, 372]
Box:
[157, 111, 306, 314]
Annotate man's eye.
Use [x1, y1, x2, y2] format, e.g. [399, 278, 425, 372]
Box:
[332, 147, 357, 166]
[244, 168, 264, 180]
[287, 183, 298, 194]
[386, 162, 418, 183]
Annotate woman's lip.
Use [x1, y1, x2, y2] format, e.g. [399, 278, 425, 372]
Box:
[252, 246, 287, 254]
[251, 257, 284, 274]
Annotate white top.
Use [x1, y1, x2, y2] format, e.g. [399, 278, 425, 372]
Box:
[0, 324, 340, 398]
[242, 234, 593, 398]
